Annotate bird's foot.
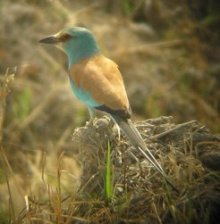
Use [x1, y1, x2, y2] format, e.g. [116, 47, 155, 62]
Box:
[113, 123, 121, 141]
[86, 118, 95, 127]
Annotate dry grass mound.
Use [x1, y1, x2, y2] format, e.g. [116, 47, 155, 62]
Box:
[70, 116, 220, 224]
[5, 116, 218, 224]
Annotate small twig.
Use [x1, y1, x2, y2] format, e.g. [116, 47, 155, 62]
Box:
[149, 120, 197, 140]
[78, 172, 100, 194]
[0, 69, 15, 143]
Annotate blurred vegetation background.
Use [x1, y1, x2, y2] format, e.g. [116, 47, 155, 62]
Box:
[0, 0, 219, 221]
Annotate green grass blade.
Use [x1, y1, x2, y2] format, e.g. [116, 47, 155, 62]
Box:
[105, 141, 112, 202]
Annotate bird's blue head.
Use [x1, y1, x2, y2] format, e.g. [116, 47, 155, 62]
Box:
[39, 26, 100, 67]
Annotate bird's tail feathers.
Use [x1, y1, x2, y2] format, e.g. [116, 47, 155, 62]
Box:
[113, 116, 164, 174]
[112, 115, 178, 192]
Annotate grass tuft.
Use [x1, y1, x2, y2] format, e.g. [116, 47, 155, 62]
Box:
[104, 141, 113, 203]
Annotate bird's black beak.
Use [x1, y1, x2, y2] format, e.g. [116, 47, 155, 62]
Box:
[39, 36, 59, 44]
[39, 32, 72, 44]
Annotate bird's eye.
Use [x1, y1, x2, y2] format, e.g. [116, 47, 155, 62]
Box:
[59, 33, 72, 42]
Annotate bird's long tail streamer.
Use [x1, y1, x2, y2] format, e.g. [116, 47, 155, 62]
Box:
[112, 116, 178, 192]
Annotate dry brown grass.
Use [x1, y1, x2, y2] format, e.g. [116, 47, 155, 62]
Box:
[1, 114, 220, 223]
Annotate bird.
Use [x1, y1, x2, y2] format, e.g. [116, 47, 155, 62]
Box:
[39, 26, 177, 191]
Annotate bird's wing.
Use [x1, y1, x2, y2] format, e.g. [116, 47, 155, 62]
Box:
[69, 55, 131, 116]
